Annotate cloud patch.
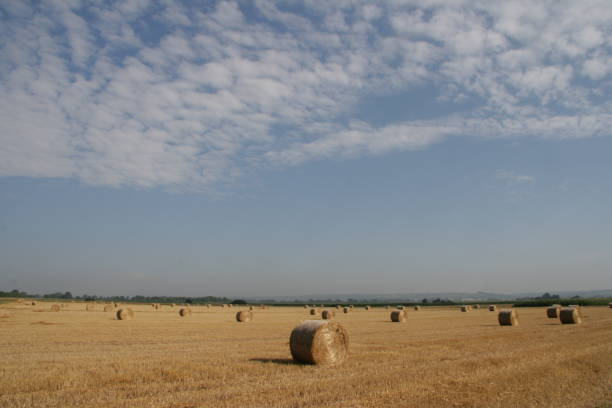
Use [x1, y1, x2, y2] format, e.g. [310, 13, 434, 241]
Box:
[0, 1, 611, 191]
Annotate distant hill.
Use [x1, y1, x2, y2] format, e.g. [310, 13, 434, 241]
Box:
[245, 289, 612, 302]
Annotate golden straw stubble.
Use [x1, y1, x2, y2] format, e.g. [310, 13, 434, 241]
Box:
[290, 320, 349, 365]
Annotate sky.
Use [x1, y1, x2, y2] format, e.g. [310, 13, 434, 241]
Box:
[1, 0, 611, 297]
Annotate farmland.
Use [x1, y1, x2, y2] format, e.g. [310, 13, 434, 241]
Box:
[0, 301, 611, 408]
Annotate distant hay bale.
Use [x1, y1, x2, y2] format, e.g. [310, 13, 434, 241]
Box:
[289, 320, 349, 365]
[304, 305, 309, 309]
[609, 303, 612, 308]
[467, 305, 473, 311]
[349, 305, 354, 309]
[113, 303, 119, 308]
[179, 308, 192, 317]
[236, 310, 253, 322]
[488, 305, 497, 311]
[397, 306, 404, 310]
[206, 304, 211, 308]
[310, 308, 319, 316]
[365, 305, 371, 311]
[249, 306, 254, 311]
[31, 301, 37, 306]
[385, 305, 390, 309]
[336, 305, 341, 310]
[560, 307, 582, 324]
[103, 305, 114, 312]
[474, 304, 480, 309]
[343, 307, 349, 314]
[17, 298, 23, 303]
[546, 306, 561, 318]
[85, 303, 95, 311]
[460, 306, 469, 312]
[50, 304, 61, 312]
[171, 303, 175, 308]
[116, 308, 133, 320]
[390, 310, 405, 322]
[322, 310, 334, 320]
[151, 303, 156, 308]
[498, 309, 518, 326]
[414, 306, 421, 311]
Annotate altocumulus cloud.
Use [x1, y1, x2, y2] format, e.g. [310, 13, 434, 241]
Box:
[1, 0, 611, 191]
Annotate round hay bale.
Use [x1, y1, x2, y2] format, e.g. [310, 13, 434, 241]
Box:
[349, 305, 354, 310]
[336, 305, 341, 310]
[249, 306, 254, 311]
[474, 304, 480, 309]
[116, 308, 133, 320]
[113, 303, 119, 308]
[560, 307, 582, 324]
[50, 304, 61, 312]
[460, 306, 469, 312]
[179, 308, 192, 317]
[322, 310, 334, 320]
[236, 310, 253, 322]
[309, 308, 319, 316]
[103, 305, 114, 312]
[397, 306, 404, 310]
[390, 310, 405, 322]
[17, 298, 23, 303]
[498, 309, 518, 326]
[304, 305, 309, 309]
[609, 302, 612, 308]
[85, 303, 95, 311]
[365, 305, 371, 311]
[488, 305, 497, 311]
[546, 306, 561, 318]
[343, 307, 349, 314]
[414, 306, 421, 311]
[289, 320, 349, 365]
[31, 301, 37, 306]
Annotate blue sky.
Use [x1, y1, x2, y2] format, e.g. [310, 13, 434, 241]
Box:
[1, 1, 611, 297]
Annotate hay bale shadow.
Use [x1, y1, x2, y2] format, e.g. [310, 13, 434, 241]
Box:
[249, 358, 297, 366]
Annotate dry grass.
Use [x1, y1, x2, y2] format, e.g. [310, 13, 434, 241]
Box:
[0, 302, 611, 407]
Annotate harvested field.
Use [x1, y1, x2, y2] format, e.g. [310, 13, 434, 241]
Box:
[0, 301, 611, 408]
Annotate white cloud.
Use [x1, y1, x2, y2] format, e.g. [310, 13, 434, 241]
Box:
[495, 170, 535, 184]
[0, 1, 611, 191]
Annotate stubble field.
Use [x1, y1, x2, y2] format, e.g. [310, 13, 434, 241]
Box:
[0, 301, 611, 408]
